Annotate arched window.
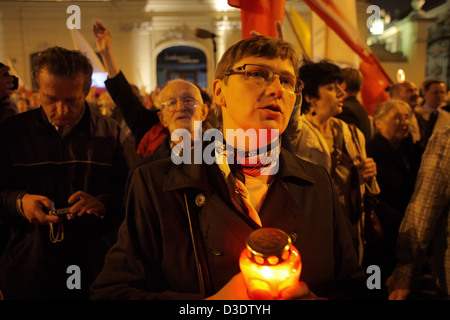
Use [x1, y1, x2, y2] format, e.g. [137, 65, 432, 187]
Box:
[157, 46, 207, 88]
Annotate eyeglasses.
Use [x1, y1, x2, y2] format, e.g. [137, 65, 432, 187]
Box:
[160, 97, 199, 112]
[225, 64, 303, 95]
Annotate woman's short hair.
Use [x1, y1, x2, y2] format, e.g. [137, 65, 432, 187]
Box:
[299, 60, 343, 114]
[373, 99, 411, 123]
[341, 67, 363, 94]
[214, 36, 299, 124]
[215, 35, 299, 82]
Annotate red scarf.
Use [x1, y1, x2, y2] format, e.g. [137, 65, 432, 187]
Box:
[137, 122, 169, 158]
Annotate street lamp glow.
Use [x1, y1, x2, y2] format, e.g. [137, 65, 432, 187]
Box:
[215, 0, 233, 11]
[397, 69, 406, 83]
[370, 19, 384, 35]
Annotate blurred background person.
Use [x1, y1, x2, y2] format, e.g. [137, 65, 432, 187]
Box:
[389, 81, 420, 110]
[27, 90, 40, 110]
[149, 86, 161, 111]
[16, 97, 30, 113]
[364, 99, 424, 295]
[93, 21, 160, 149]
[414, 79, 450, 149]
[444, 90, 450, 112]
[335, 67, 371, 141]
[97, 91, 115, 117]
[0, 63, 18, 123]
[85, 86, 99, 110]
[389, 81, 421, 142]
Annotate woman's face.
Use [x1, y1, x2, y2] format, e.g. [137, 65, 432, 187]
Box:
[375, 103, 411, 143]
[309, 81, 345, 119]
[213, 56, 297, 146]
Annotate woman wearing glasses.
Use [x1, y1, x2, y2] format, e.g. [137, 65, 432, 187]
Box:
[286, 60, 380, 265]
[91, 36, 366, 300]
[364, 99, 423, 290]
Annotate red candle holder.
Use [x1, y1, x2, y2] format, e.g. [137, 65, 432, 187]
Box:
[239, 228, 302, 299]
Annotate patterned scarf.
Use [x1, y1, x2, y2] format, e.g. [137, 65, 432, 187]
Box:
[215, 138, 280, 226]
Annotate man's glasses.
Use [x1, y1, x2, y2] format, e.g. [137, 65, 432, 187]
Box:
[160, 97, 199, 112]
[224, 64, 303, 95]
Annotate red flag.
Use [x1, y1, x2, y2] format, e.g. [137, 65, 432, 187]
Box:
[303, 0, 393, 115]
[359, 56, 391, 116]
[228, 0, 287, 39]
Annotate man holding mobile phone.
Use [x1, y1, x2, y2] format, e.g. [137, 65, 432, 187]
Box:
[0, 47, 136, 300]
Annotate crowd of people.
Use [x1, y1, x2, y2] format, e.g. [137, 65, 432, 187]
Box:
[0, 20, 449, 301]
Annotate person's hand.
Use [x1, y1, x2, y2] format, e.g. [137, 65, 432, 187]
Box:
[93, 20, 112, 55]
[92, 20, 120, 78]
[206, 273, 324, 300]
[20, 193, 59, 224]
[386, 275, 411, 300]
[68, 191, 106, 218]
[205, 273, 250, 300]
[358, 157, 377, 182]
[250, 20, 284, 40]
[279, 281, 325, 300]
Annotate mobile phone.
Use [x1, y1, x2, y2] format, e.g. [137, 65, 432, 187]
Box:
[49, 207, 75, 219]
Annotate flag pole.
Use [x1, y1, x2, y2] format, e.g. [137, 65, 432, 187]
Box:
[284, 9, 311, 61]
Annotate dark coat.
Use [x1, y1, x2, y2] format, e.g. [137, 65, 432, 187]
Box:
[335, 96, 372, 140]
[0, 106, 136, 299]
[105, 71, 160, 146]
[367, 133, 423, 229]
[91, 147, 366, 300]
[364, 133, 424, 279]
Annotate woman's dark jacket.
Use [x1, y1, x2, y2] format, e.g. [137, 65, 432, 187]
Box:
[364, 133, 424, 278]
[91, 146, 367, 300]
[367, 133, 424, 231]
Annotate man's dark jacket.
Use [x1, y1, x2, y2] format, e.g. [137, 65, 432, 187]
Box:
[0, 106, 136, 299]
[336, 95, 372, 140]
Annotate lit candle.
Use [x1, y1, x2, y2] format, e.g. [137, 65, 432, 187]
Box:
[239, 228, 302, 299]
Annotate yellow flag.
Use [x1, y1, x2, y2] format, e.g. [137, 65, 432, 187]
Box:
[289, 5, 312, 60]
[308, 0, 360, 68]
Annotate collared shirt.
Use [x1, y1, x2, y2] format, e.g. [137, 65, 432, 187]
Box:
[50, 105, 86, 137]
[393, 119, 450, 295]
[214, 137, 280, 217]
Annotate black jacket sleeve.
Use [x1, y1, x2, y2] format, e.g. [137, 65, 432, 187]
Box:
[105, 71, 160, 145]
